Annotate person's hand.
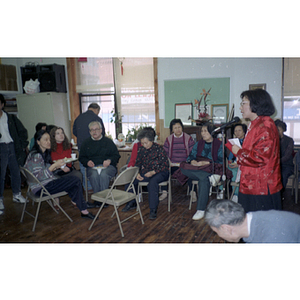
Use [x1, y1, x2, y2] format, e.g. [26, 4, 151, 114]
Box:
[62, 166, 71, 173]
[103, 159, 111, 168]
[137, 173, 144, 181]
[144, 170, 155, 178]
[232, 145, 241, 155]
[229, 162, 238, 169]
[191, 160, 210, 167]
[87, 160, 95, 168]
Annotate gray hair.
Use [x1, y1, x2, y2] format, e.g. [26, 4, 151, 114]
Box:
[204, 199, 246, 228]
[88, 121, 102, 129]
[137, 127, 155, 142]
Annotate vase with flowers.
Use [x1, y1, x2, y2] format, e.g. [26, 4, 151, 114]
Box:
[193, 88, 212, 124]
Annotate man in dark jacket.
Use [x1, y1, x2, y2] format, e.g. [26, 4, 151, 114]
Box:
[73, 103, 105, 192]
[0, 94, 29, 214]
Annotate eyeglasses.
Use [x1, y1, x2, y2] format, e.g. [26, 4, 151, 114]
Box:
[90, 128, 101, 132]
[240, 101, 249, 106]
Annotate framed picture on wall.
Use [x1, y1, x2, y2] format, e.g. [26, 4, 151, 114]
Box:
[175, 103, 193, 125]
[249, 83, 266, 90]
[211, 104, 228, 124]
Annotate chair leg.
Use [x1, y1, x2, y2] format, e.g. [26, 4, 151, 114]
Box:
[168, 181, 171, 212]
[20, 196, 28, 223]
[189, 183, 196, 210]
[88, 202, 105, 230]
[32, 201, 42, 232]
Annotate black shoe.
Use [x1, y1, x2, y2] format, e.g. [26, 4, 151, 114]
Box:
[81, 212, 96, 219]
[122, 201, 137, 212]
[86, 201, 96, 208]
[95, 202, 109, 208]
[149, 209, 157, 220]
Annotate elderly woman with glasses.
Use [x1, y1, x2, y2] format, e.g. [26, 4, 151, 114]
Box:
[231, 89, 282, 213]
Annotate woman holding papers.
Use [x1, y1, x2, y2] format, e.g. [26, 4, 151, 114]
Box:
[230, 89, 282, 212]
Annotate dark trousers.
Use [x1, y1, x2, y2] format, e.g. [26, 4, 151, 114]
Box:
[35, 176, 87, 211]
[128, 171, 169, 210]
[180, 168, 211, 210]
[0, 142, 21, 199]
[281, 165, 294, 188]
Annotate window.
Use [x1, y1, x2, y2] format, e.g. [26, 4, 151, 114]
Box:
[283, 58, 300, 145]
[75, 57, 155, 139]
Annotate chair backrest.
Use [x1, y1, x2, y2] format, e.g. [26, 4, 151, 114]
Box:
[112, 166, 139, 189]
[20, 166, 52, 198]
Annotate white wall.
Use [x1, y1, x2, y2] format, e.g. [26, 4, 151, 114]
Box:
[157, 58, 282, 126]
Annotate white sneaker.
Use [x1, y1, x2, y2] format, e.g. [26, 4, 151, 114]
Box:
[0, 210, 3, 216]
[192, 210, 205, 220]
[13, 194, 27, 203]
[0, 199, 4, 210]
[159, 191, 168, 201]
[217, 191, 224, 200]
[190, 191, 197, 202]
[232, 195, 238, 203]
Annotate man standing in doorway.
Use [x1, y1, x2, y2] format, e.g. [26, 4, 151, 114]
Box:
[0, 94, 28, 215]
[73, 103, 106, 192]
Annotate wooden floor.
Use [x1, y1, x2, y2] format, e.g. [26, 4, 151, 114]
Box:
[0, 181, 299, 243]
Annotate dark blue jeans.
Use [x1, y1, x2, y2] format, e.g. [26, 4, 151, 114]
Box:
[35, 176, 87, 211]
[0, 142, 21, 199]
[128, 171, 169, 210]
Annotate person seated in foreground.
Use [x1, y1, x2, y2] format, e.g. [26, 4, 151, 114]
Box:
[227, 123, 247, 203]
[29, 122, 47, 151]
[24, 130, 95, 219]
[50, 126, 82, 182]
[122, 128, 169, 220]
[162, 118, 195, 201]
[79, 121, 120, 206]
[204, 199, 300, 243]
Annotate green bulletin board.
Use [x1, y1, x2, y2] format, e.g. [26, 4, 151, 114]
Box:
[164, 77, 230, 127]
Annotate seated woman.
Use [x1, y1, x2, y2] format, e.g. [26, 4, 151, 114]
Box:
[274, 119, 294, 189]
[122, 128, 169, 220]
[162, 118, 195, 201]
[24, 130, 95, 219]
[29, 122, 47, 151]
[227, 123, 247, 202]
[180, 122, 224, 221]
[127, 127, 156, 168]
[49, 126, 83, 182]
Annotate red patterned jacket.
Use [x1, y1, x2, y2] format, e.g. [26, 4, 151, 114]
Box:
[237, 116, 282, 195]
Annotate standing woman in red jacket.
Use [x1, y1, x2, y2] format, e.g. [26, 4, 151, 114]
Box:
[231, 89, 282, 212]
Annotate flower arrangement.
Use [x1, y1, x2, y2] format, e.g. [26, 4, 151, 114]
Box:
[194, 88, 212, 121]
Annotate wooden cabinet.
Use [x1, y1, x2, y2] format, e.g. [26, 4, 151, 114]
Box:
[184, 125, 202, 141]
[117, 148, 132, 170]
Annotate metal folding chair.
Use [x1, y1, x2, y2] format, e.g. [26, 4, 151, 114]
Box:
[20, 166, 73, 232]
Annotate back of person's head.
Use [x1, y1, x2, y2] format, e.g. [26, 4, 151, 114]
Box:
[35, 122, 47, 132]
[169, 118, 184, 134]
[205, 199, 246, 228]
[274, 119, 287, 132]
[46, 124, 56, 133]
[137, 127, 156, 142]
[0, 93, 5, 106]
[240, 89, 275, 116]
[88, 103, 100, 110]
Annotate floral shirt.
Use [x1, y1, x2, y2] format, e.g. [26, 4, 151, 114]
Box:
[135, 143, 169, 175]
[237, 116, 282, 195]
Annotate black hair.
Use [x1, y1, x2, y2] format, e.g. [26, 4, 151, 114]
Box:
[240, 89, 275, 116]
[0, 93, 6, 106]
[46, 125, 56, 133]
[32, 129, 52, 164]
[35, 122, 47, 132]
[232, 123, 247, 136]
[169, 118, 184, 134]
[202, 121, 214, 135]
[88, 103, 100, 110]
[137, 127, 156, 142]
[274, 119, 287, 132]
